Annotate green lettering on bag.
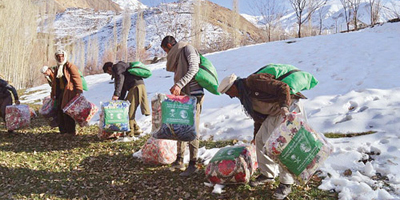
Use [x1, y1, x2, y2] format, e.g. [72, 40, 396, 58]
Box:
[210, 146, 245, 162]
[161, 101, 194, 125]
[279, 127, 322, 176]
[104, 108, 129, 124]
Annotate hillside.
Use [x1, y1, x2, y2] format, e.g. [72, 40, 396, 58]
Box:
[244, 0, 400, 34]
[48, 0, 266, 71]
[47, 0, 122, 12]
[202, 1, 265, 43]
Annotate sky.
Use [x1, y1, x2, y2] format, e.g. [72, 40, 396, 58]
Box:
[22, 22, 400, 199]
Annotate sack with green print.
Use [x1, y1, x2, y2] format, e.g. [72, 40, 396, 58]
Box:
[128, 61, 152, 78]
[78, 69, 89, 91]
[183, 47, 220, 95]
[99, 100, 130, 133]
[195, 54, 220, 95]
[264, 113, 333, 184]
[151, 93, 197, 141]
[254, 63, 318, 94]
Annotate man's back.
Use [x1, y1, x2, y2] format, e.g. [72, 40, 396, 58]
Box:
[112, 61, 144, 98]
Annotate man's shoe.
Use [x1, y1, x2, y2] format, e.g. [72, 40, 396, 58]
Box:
[249, 174, 274, 187]
[179, 163, 198, 177]
[273, 183, 292, 199]
[169, 158, 185, 171]
[133, 129, 143, 136]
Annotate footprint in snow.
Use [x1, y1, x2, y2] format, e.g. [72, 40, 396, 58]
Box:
[380, 138, 390, 144]
[347, 101, 358, 111]
[358, 106, 368, 112]
[334, 114, 352, 124]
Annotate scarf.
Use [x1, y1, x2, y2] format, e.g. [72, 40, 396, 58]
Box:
[236, 79, 267, 122]
[166, 42, 188, 81]
[56, 51, 68, 79]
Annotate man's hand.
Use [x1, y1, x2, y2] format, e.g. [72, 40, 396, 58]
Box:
[280, 107, 290, 121]
[280, 107, 289, 116]
[251, 138, 255, 145]
[112, 95, 119, 100]
[170, 84, 181, 96]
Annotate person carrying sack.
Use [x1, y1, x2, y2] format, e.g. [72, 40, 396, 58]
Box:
[0, 78, 20, 133]
[102, 61, 150, 136]
[161, 36, 205, 177]
[217, 73, 307, 199]
[50, 49, 83, 136]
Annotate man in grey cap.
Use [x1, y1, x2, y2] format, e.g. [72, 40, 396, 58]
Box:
[41, 66, 55, 86]
[218, 73, 306, 199]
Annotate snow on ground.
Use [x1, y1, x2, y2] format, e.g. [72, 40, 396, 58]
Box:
[21, 22, 400, 199]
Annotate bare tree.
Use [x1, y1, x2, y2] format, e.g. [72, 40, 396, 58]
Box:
[232, 0, 240, 47]
[317, 0, 328, 35]
[136, 0, 146, 61]
[340, 0, 351, 31]
[367, 0, 382, 27]
[387, 1, 400, 18]
[120, 9, 132, 61]
[111, 14, 118, 63]
[248, 0, 285, 42]
[0, 0, 44, 88]
[289, 0, 327, 38]
[192, 0, 201, 49]
[348, 0, 361, 30]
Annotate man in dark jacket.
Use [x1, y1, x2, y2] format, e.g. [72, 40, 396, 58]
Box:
[103, 61, 150, 136]
[218, 73, 306, 200]
[0, 78, 21, 133]
[161, 36, 204, 177]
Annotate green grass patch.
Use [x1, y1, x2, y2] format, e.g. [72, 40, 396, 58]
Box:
[0, 103, 338, 199]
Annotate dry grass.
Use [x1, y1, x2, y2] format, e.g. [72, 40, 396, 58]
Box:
[0, 96, 338, 199]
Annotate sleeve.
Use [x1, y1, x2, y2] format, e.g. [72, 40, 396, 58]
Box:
[118, 88, 127, 100]
[246, 74, 291, 108]
[0, 79, 19, 101]
[176, 45, 200, 89]
[113, 65, 125, 97]
[6, 84, 19, 101]
[67, 63, 83, 93]
[253, 121, 262, 140]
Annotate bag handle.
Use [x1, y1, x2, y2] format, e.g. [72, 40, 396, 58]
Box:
[277, 69, 301, 81]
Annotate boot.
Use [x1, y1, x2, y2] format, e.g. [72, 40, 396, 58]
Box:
[273, 183, 292, 199]
[249, 174, 275, 187]
[179, 161, 198, 177]
[169, 157, 185, 171]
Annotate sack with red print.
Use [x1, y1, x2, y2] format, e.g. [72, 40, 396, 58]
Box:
[63, 95, 98, 127]
[5, 104, 31, 131]
[39, 96, 58, 127]
[141, 137, 177, 165]
[205, 144, 258, 185]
